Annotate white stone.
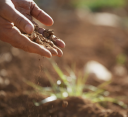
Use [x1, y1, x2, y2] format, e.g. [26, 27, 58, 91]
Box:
[91, 13, 121, 27]
[84, 61, 112, 81]
[76, 9, 121, 27]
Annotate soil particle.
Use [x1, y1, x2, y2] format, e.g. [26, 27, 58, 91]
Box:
[25, 24, 60, 50]
[62, 101, 68, 108]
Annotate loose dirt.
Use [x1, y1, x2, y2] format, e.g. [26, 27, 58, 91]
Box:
[25, 24, 60, 52]
[0, 94, 123, 117]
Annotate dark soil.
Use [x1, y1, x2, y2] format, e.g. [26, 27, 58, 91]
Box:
[0, 11, 128, 117]
[0, 94, 124, 117]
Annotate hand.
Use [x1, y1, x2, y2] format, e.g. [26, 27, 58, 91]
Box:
[0, 0, 65, 58]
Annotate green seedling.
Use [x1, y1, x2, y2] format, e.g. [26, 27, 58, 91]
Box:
[24, 60, 127, 109]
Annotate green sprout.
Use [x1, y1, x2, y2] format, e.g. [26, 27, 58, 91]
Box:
[24, 60, 127, 109]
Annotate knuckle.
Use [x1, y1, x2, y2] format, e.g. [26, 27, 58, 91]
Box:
[14, 16, 23, 26]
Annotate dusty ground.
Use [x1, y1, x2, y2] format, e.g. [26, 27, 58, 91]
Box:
[0, 11, 128, 117]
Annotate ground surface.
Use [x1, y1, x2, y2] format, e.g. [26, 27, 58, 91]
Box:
[0, 11, 128, 117]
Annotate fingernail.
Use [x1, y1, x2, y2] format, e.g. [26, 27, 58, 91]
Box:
[25, 24, 33, 34]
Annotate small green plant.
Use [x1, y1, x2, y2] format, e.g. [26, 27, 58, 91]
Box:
[24, 60, 127, 108]
[71, 0, 126, 11]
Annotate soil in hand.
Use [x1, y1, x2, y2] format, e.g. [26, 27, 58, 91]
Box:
[24, 24, 61, 54]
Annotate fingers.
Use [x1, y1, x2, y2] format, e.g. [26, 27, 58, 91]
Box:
[31, 2, 54, 26]
[37, 28, 65, 48]
[7, 27, 62, 57]
[12, 29, 52, 57]
[47, 47, 58, 56]
[53, 46, 63, 57]
[0, 23, 52, 57]
[37, 28, 65, 57]
[0, 3, 34, 34]
[0, 0, 64, 58]
[55, 39, 65, 48]
[51, 36, 65, 48]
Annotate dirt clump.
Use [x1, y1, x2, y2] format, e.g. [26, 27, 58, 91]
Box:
[62, 101, 68, 108]
[25, 24, 60, 51]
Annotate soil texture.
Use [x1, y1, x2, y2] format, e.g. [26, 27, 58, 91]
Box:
[0, 11, 128, 117]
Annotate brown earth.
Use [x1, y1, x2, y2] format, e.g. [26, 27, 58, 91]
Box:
[0, 11, 128, 117]
[25, 24, 59, 52]
[0, 95, 124, 117]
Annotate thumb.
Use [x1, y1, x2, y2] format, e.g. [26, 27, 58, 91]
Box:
[0, 4, 34, 34]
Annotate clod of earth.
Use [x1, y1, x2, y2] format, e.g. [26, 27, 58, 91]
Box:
[24, 24, 60, 51]
[62, 101, 68, 108]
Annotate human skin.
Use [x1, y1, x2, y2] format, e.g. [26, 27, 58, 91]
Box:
[0, 0, 65, 58]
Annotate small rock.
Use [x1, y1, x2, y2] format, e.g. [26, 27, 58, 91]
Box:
[62, 101, 68, 108]
[84, 61, 112, 81]
[91, 13, 121, 27]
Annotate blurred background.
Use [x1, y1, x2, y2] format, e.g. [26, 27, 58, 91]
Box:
[33, 0, 128, 71]
[1, 0, 128, 116]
